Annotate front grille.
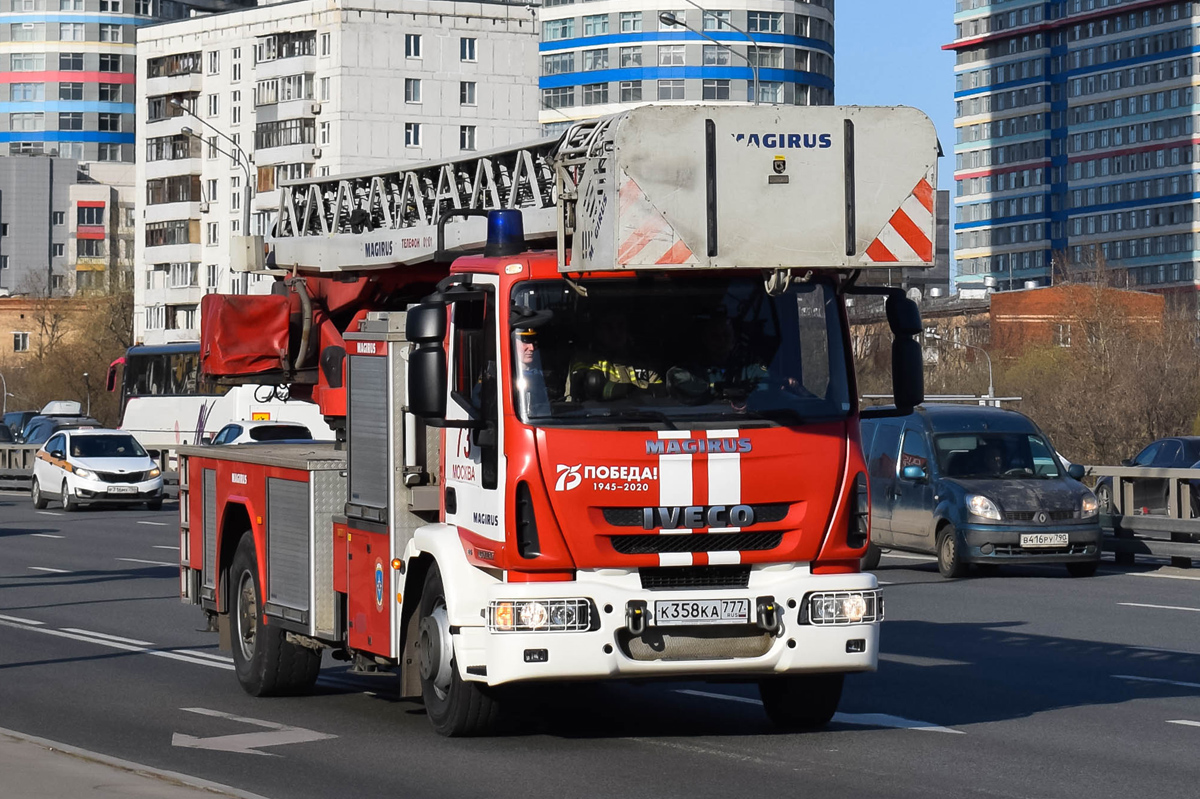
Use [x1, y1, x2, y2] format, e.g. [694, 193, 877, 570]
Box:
[991, 543, 1092, 556]
[611, 531, 783, 554]
[602, 503, 789, 528]
[1003, 510, 1075, 522]
[639, 565, 751, 591]
[95, 470, 146, 483]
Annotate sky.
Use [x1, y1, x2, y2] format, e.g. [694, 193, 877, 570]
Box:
[835, 0, 958, 193]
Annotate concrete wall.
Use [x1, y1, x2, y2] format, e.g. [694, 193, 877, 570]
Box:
[0, 156, 77, 295]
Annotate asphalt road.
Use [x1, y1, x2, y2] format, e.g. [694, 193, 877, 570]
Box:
[1, 489, 1198, 799]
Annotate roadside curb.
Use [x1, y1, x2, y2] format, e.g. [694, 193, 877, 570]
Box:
[0, 726, 272, 799]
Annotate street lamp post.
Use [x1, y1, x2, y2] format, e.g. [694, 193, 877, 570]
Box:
[926, 331, 994, 403]
[658, 11, 761, 105]
[82, 372, 91, 417]
[0, 369, 8, 415]
[170, 100, 254, 239]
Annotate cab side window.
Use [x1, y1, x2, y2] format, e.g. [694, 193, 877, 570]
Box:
[450, 291, 498, 490]
[899, 427, 930, 479]
[46, 434, 65, 458]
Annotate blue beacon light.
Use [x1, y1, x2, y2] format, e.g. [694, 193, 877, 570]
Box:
[485, 209, 526, 257]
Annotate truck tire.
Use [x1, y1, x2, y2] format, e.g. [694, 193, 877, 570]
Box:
[229, 533, 321, 697]
[31, 479, 47, 509]
[758, 673, 844, 730]
[418, 565, 499, 736]
[61, 480, 78, 512]
[860, 541, 882, 571]
[937, 525, 968, 578]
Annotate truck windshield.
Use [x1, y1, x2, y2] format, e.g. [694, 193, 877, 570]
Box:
[509, 275, 851, 426]
[935, 433, 1061, 479]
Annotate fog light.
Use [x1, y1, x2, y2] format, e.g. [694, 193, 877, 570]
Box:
[980, 543, 994, 555]
[805, 590, 884, 625]
[846, 639, 866, 653]
[488, 599, 592, 632]
[549, 603, 577, 628]
[843, 595, 867, 623]
[519, 601, 549, 630]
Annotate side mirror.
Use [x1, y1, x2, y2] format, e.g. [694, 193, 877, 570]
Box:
[406, 302, 448, 422]
[887, 295, 924, 413]
[1067, 463, 1085, 480]
[901, 464, 927, 482]
[1120, 458, 1134, 467]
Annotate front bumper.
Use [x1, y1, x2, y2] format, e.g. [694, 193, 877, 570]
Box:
[455, 566, 881, 686]
[960, 522, 1102, 564]
[71, 475, 164, 503]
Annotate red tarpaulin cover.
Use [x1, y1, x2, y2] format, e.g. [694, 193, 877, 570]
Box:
[200, 294, 289, 376]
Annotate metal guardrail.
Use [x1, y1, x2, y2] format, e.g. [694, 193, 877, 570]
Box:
[1086, 465, 1199, 568]
[0, 444, 178, 493]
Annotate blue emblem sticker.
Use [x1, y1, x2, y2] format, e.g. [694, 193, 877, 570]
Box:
[374, 561, 385, 609]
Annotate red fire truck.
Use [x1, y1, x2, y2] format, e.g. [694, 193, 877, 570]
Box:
[177, 104, 938, 735]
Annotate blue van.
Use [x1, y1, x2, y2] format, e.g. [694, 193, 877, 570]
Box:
[860, 404, 1102, 578]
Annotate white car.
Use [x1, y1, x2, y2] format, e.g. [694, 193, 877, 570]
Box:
[208, 420, 318, 445]
[32, 429, 164, 511]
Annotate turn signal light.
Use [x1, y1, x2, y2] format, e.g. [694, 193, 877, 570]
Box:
[493, 602, 515, 631]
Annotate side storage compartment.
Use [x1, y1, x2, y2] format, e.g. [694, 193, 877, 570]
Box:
[346, 526, 392, 654]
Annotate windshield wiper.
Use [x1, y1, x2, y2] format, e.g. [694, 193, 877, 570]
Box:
[607, 409, 677, 429]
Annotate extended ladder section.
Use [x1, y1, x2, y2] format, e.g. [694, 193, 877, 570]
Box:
[272, 104, 940, 274]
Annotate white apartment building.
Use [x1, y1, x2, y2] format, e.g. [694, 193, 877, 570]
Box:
[134, 0, 541, 344]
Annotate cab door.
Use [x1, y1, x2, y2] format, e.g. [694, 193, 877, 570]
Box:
[866, 422, 903, 546]
[442, 278, 505, 545]
[35, 433, 67, 494]
[889, 424, 936, 549]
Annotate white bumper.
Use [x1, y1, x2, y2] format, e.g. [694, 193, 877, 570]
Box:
[451, 566, 881, 687]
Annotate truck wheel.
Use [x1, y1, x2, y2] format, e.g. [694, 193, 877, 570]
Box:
[1066, 561, 1098, 578]
[229, 533, 321, 696]
[31, 479, 47, 509]
[61, 480, 78, 512]
[417, 565, 498, 736]
[860, 541, 882, 571]
[937, 525, 968, 578]
[758, 673, 844, 730]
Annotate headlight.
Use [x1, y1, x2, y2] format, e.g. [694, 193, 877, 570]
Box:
[1081, 492, 1099, 518]
[149, 468, 162, 478]
[487, 599, 591, 632]
[73, 466, 97, 480]
[967, 494, 1002, 521]
[806, 590, 884, 625]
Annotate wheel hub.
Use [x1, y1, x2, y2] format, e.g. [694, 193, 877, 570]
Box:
[236, 571, 258, 661]
[418, 604, 453, 695]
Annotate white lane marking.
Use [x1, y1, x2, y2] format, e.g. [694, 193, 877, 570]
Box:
[137, 520, 169, 527]
[1119, 602, 1200, 614]
[1167, 719, 1200, 728]
[61, 628, 156, 647]
[879, 653, 972, 668]
[1124, 571, 1200, 583]
[172, 708, 336, 756]
[30, 533, 64, 539]
[0, 618, 232, 671]
[675, 689, 964, 734]
[28, 566, 70, 574]
[1114, 674, 1200, 690]
[36, 511, 63, 517]
[880, 552, 937, 562]
[115, 557, 176, 567]
[0, 614, 44, 625]
[177, 649, 234, 664]
[153, 545, 180, 550]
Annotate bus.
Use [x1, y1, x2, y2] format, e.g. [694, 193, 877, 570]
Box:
[106, 343, 332, 452]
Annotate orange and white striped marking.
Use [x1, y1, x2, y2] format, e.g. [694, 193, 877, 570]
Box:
[616, 174, 697, 266]
[863, 177, 935, 264]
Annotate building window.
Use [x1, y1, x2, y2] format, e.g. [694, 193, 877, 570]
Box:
[582, 82, 609, 105]
[60, 23, 85, 41]
[10, 83, 44, 102]
[459, 81, 476, 106]
[542, 86, 575, 109]
[460, 125, 476, 151]
[78, 206, 104, 226]
[206, 221, 219, 246]
[405, 33, 421, 57]
[207, 94, 219, 117]
[583, 14, 609, 36]
[11, 23, 44, 42]
[405, 78, 421, 103]
[53, 211, 65, 225]
[542, 52, 574, 75]
[97, 83, 120, 102]
[255, 31, 316, 62]
[98, 143, 121, 161]
[320, 32, 330, 56]
[98, 113, 120, 132]
[460, 37, 477, 62]
[658, 79, 685, 100]
[169, 262, 198, 288]
[751, 47, 783, 69]
[62, 0, 85, 8]
[0, 224, 6, 236]
[544, 19, 574, 40]
[99, 0, 121, 11]
[13, 333, 30, 353]
[99, 54, 121, 72]
[13, 54, 46, 71]
[319, 121, 330, 145]
[58, 142, 83, 160]
[320, 77, 330, 101]
[11, 112, 44, 131]
[77, 239, 104, 258]
[206, 263, 218, 288]
[231, 91, 241, 124]
[747, 12, 783, 33]
[583, 49, 609, 70]
[620, 80, 642, 102]
[135, 0, 150, 12]
[405, 122, 421, 147]
[620, 12, 642, 32]
[231, 176, 241, 210]
[205, 178, 218, 202]
[99, 24, 121, 43]
[755, 81, 783, 104]
[703, 79, 730, 100]
[619, 46, 642, 68]
[206, 51, 220, 74]
[53, 243, 65, 257]
[703, 45, 730, 66]
[145, 307, 165, 330]
[658, 45, 685, 66]
[703, 10, 730, 30]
